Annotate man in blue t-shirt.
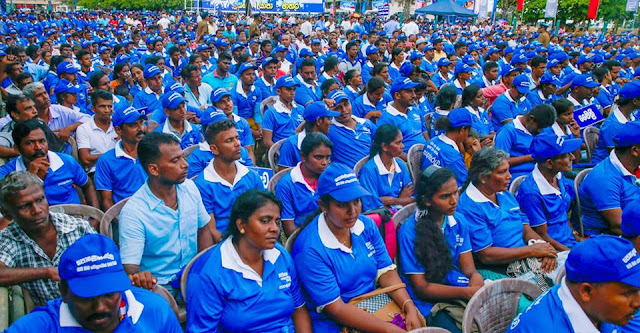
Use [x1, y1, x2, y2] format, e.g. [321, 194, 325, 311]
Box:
[262, 76, 305, 149]
[4, 234, 182, 332]
[621, 199, 640, 332]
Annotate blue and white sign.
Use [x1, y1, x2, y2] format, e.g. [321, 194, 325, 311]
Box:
[574, 104, 604, 128]
[201, 0, 325, 13]
[250, 166, 274, 190]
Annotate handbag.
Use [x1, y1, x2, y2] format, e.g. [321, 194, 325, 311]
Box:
[342, 283, 426, 333]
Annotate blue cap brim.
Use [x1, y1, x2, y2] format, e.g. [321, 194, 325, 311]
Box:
[560, 139, 584, 155]
[66, 270, 132, 298]
[322, 184, 371, 202]
[278, 83, 301, 89]
[619, 269, 640, 288]
[516, 86, 530, 94]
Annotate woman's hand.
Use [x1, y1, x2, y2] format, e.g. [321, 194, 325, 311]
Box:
[538, 256, 558, 273]
[403, 306, 423, 331]
[464, 285, 482, 299]
[399, 184, 414, 198]
[528, 242, 557, 258]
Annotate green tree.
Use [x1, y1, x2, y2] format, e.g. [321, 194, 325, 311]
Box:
[78, 0, 182, 10]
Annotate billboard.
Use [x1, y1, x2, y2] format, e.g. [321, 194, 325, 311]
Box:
[201, 0, 325, 13]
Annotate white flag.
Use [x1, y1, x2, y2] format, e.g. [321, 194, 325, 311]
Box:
[544, 0, 558, 18]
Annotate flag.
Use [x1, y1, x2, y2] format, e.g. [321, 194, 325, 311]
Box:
[517, 0, 524, 11]
[588, 0, 599, 19]
[544, 0, 558, 17]
[627, 0, 639, 11]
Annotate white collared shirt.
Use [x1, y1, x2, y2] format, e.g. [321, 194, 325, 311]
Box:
[532, 165, 562, 196]
[317, 213, 364, 254]
[385, 103, 408, 119]
[16, 151, 64, 172]
[438, 133, 460, 152]
[114, 140, 137, 161]
[513, 116, 532, 135]
[219, 237, 280, 287]
[203, 160, 250, 188]
[551, 122, 569, 137]
[290, 162, 315, 194]
[373, 154, 401, 186]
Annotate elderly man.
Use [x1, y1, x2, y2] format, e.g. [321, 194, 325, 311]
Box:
[0, 171, 96, 306]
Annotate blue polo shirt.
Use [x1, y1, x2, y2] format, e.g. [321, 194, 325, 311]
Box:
[230, 113, 255, 147]
[377, 103, 427, 153]
[0, 152, 87, 206]
[186, 142, 253, 178]
[327, 116, 377, 168]
[278, 130, 306, 168]
[578, 151, 640, 236]
[457, 183, 528, 252]
[4, 288, 182, 333]
[262, 99, 304, 143]
[292, 214, 395, 333]
[465, 106, 492, 136]
[592, 107, 635, 164]
[186, 239, 305, 332]
[421, 134, 468, 187]
[526, 90, 557, 108]
[361, 61, 375, 83]
[255, 76, 277, 100]
[358, 154, 412, 212]
[388, 63, 401, 82]
[541, 122, 578, 141]
[516, 167, 576, 248]
[495, 118, 536, 179]
[507, 281, 620, 333]
[398, 213, 472, 316]
[231, 82, 262, 121]
[294, 75, 322, 106]
[429, 109, 449, 138]
[94, 141, 147, 204]
[154, 120, 202, 149]
[202, 69, 238, 92]
[351, 93, 386, 119]
[595, 85, 614, 111]
[431, 71, 453, 88]
[490, 91, 532, 132]
[275, 164, 319, 227]
[119, 179, 210, 285]
[193, 160, 263, 234]
[132, 87, 163, 117]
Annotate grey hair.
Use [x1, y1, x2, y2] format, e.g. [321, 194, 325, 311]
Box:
[0, 171, 44, 213]
[22, 82, 46, 100]
[463, 147, 510, 191]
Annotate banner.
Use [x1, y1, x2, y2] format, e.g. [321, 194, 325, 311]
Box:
[627, 0, 639, 11]
[249, 167, 273, 191]
[340, 0, 356, 10]
[377, 2, 389, 18]
[544, 0, 558, 18]
[573, 104, 604, 128]
[516, 0, 524, 10]
[200, 0, 324, 13]
[587, 0, 599, 19]
[478, 0, 489, 18]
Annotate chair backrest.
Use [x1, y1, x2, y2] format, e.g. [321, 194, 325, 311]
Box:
[353, 156, 370, 176]
[68, 136, 79, 162]
[462, 279, 543, 333]
[509, 175, 527, 197]
[183, 144, 198, 160]
[260, 96, 278, 117]
[392, 203, 417, 229]
[409, 328, 452, 333]
[285, 228, 302, 253]
[180, 245, 215, 302]
[151, 284, 180, 319]
[49, 204, 105, 230]
[267, 167, 293, 193]
[99, 197, 131, 243]
[573, 168, 592, 237]
[583, 126, 599, 163]
[424, 113, 432, 141]
[407, 144, 425, 185]
[268, 139, 286, 173]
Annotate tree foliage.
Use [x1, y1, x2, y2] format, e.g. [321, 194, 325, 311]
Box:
[503, 0, 634, 25]
[78, 0, 183, 10]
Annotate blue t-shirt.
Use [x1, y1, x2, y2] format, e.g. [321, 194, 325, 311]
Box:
[292, 214, 395, 333]
[154, 120, 202, 149]
[377, 104, 427, 153]
[421, 134, 468, 187]
[490, 91, 532, 132]
[186, 239, 305, 332]
[593, 108, 635, 164]
[277, 131, 305, 168]
[516, 168, 576, 248]
[275, 164, 319, 227]
[94, 142, 147, 204]
[231, 82, 262, 121]
[495, 118, 536, 180]
[595, 86, 614, 111]
[431, 71, 453, 88]
[132, 87, 163, 117]
[327, 116, 377, 168]
[465, 106, 492, 136]
[398, 213, 473, 316]
[4, 288, 182, 333]
[255, 77, 277, 100]
[351, 93, 387, 119]
[294, 75, 322, 106]
[261, 100, 305, 143]
[579, 152, 640, 236]
[0, 152, 87, 206]
[186, 143, 253, 178]
[525, 90, 557, 108]
[358, 155, 412, 212]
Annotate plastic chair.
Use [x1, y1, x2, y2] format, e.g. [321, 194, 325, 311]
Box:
[267, 139, 286, 173]
[462, 279, 543, 333]
[409, 328, 452, 333]
[353, 156, 370, 176]
[180, 245, 215, 303]
[183, 144, 198, 160]
[407, 144, 425, 185]
[267, 167, 292, 193]
[285, 228, 302, 253]
[260, 96, 279, 117]
[509, 175, 527, 197]
[392, 203, 417, 229]
[555, 264, 566, 285]
[583, 126, 599, 163]
[68, 136, 79, 162]
[99, 197, 131, 245]
[424, 113, 432, 141]
[50, 204, 105, 231]
[151, 284, 182, 321]
[573, 168, 592, 237]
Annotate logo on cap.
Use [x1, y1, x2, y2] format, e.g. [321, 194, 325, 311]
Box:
[75, 253, 117, 272]
[334, 173, 357, 187]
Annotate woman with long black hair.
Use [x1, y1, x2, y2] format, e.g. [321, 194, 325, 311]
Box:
[397, 166, 484, 333]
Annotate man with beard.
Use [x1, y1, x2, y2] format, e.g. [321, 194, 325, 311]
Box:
[0, 120, 99, 208]
[119, 132, 214, 298]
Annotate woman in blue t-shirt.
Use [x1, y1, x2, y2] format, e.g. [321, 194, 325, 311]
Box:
[461, 84, 493, 139]
[186, 190, 312, 332]
[398, 167, 484, 333]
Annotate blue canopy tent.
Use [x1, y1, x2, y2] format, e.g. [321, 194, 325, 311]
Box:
[415, 0, 477, 17]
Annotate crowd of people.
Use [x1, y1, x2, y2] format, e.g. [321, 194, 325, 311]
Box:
[0, 7, 639, 333]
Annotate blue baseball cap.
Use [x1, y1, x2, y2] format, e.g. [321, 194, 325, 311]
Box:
[56, 61, 78, 74]
[299, 48, 314, 58]
[619, 81, 640, 100]
[510, 53, 529, 65]
[487, 47, 500, 56]
[328, 90, 349, 105]
[315, 163, 371, 202]
[410, 51, 424, 61]
[303, 102, 340, 122]
[114, 54, 130, 64]
[275, 75, 300, 89]
[577, 53, 596, 65]
[448, 108, 472, 127]
[390, 77, 420, 95]
[547, 59, 561, 69]
[540, 72, 561, 86]
[200, 108, 228, 126]
[215, 39, 229, 48]
[162, 91, 185, 109]
[437, 58, 451, 67]
[399, 62, 413, 78]
[613, 122, 640, 147]
[513, 74, 531, 94]
[59, 234, 131, 298]
[143, 64, 163, 79]
[530, 134, 582, 162]
[454, 62, 474, 75]
[166, 82, 185, 94]
[311, 38, 322, 45]
[622, 199, 640, 237]
[262, 57, 279, 68]
[566, 235, 640, 287]
[236, 63, 257, 75]
[366, 45, 379, 55]
[54, 79, 81, 94]
[112, 105, 146, 127]
[231, 43, 245, 52]
[98, 46, 110, 54]
[274, 45, 287, 53]
[210, 87, 231, 104]
[571, 74, 599, 88]
[423, 43, 434, 52]
[462, 55, 477, 66]
[196, 44, 211, 52]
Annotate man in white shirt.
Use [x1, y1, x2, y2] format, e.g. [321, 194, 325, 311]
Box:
[300, 19, 313, 37]
[76, 90, 118, 173]
[401, 16, 420, 37]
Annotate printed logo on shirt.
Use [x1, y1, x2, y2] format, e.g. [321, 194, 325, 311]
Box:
[278, 271, 292, 290]
[365, 241, 376, 257]
[455, 235, 464, 247]
[58, 179, 73, 186]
